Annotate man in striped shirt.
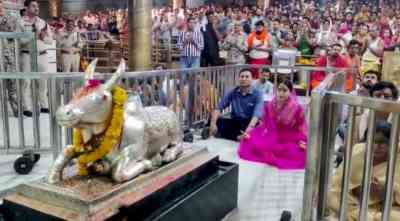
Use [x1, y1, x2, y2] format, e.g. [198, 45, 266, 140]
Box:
[177, 17, 204, 69]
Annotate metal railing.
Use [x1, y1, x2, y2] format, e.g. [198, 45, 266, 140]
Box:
[78, 34, 181, 72]
[302, 72, 400, 221]
[0, 64, 353, 156]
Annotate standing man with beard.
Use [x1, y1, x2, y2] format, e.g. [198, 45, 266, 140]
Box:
[247, 21, 272, 79]
[0, 0, 19, 116]
[311, 43, 351, 91]
[18, 0, 53, 116]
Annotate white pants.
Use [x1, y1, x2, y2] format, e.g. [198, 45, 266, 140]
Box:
[20, 53, 48, 111]
[61, 53, 80, 72]
[20, 53, 32, 111]
[37, 53, 49, 109]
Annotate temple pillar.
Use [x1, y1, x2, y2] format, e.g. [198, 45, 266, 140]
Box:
[128, 0, 153, 71]
[48, 0, 61, 18]
[256, 0, 269, 10]
[173, 0, 184, 9]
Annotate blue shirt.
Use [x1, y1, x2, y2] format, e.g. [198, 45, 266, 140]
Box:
[217, 86, 264, 119]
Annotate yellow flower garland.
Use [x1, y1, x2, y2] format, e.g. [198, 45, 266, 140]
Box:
[72, 86, 127, 176]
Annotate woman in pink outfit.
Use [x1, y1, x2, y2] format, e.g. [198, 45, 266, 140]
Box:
[238, 80, 307, 169]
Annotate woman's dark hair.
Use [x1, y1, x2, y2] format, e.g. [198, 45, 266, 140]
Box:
[370, 81, 399, 100]
[363, 121, 392, 144]
[375, 121, 392, 143]
[278, 79, 293, 92]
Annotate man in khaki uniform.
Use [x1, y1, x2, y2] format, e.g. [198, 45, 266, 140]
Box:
[18, 0, 52, 116]
[0, 0, 19, 116]
[57, 19, 81, 72]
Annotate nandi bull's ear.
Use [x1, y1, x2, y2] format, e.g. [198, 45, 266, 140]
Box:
[104, 59, 126, 91]
[84, 58, 98, 82]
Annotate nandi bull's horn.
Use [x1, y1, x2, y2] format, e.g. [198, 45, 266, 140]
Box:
[84, 58, 98, 82]
[104, 59, 126, 91]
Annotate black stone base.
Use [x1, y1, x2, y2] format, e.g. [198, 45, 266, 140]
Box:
[2, 160, 238, 221]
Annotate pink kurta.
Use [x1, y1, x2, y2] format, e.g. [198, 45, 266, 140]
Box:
[238, 95, 307, 169]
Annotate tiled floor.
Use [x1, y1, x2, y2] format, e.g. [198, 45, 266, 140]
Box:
[0, 117, 305, 221]
[196, 138, 305, 221]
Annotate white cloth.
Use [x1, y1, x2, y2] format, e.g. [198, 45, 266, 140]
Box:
[57, 31, 81, 72]
[248, 38, 270, 59]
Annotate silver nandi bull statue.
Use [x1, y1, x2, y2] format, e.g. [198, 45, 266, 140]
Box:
[47, 59, 183, 184]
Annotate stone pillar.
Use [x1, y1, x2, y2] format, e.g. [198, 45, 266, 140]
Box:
[48, 0, 61, 18]
[173, 0, 184, 9]
[128, 0, 152, 71]
[256, 0, 269, 10]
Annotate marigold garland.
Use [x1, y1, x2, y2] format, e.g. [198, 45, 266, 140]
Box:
[71, 86, 127, 176]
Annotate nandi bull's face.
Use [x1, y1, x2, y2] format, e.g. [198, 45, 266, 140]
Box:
[56, 86, 113, 127]
[56, 59, 125, 128]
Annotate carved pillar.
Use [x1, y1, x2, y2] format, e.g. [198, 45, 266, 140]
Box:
[128, 0, 152, 71]
[48, 0, 61, 18]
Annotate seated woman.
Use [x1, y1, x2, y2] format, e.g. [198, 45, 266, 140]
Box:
[238, 79, 307, 169]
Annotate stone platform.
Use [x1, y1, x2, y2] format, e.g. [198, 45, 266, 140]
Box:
[4, 145, 239, 221]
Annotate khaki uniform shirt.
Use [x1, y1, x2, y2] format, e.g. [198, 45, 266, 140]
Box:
[0, 14, 18, 72]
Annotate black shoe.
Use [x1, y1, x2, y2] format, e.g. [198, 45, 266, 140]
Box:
[280, 210, 292, 221]
[40, 108, 49, 113]
[23, 110, 32, 117]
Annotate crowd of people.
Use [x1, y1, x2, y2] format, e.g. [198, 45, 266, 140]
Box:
[2, 0, 400, 219]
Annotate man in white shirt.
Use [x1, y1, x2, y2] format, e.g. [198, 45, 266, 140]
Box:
[18, 0, 53, 116]
[57, 19, 81, 73]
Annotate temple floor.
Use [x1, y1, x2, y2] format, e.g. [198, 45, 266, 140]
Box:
[0, 115, 305, 221]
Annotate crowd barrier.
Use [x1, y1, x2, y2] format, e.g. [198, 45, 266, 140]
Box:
[0, 63, 352, 157]
[302, 72, 400, 221]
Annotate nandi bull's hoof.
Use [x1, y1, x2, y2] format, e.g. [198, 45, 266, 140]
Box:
[47, 172, 62, 184]
[112, 159, 152, 183]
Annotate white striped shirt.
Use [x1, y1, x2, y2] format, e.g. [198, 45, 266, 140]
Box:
[177, 30, 204, 57]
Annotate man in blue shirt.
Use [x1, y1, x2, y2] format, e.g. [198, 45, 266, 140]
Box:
[210, 68, 264, 141]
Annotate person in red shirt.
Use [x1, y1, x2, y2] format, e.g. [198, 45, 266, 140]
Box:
[311, 43, 352, 91]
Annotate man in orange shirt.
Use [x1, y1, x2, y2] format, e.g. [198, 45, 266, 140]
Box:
[247, 21, 272, 79]
[344, 40, 362, 84]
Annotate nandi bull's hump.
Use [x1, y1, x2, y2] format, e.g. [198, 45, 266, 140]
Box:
[119, 105, 181, 159]
[142, 106, 180, 137]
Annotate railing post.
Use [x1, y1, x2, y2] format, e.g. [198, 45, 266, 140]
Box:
[48, 78, 62, 159]
[302, 91, 325, 221]
[63, 80, 73, 145]
[31, 79, 41, 150]
[381, 114, 400, 221]
[338, 106, 356, 221]
[0, 38, 11, 151]
[359, 110, 377, 221]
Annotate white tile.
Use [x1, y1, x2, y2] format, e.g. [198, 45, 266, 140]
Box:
[0, 118, 305, 221]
